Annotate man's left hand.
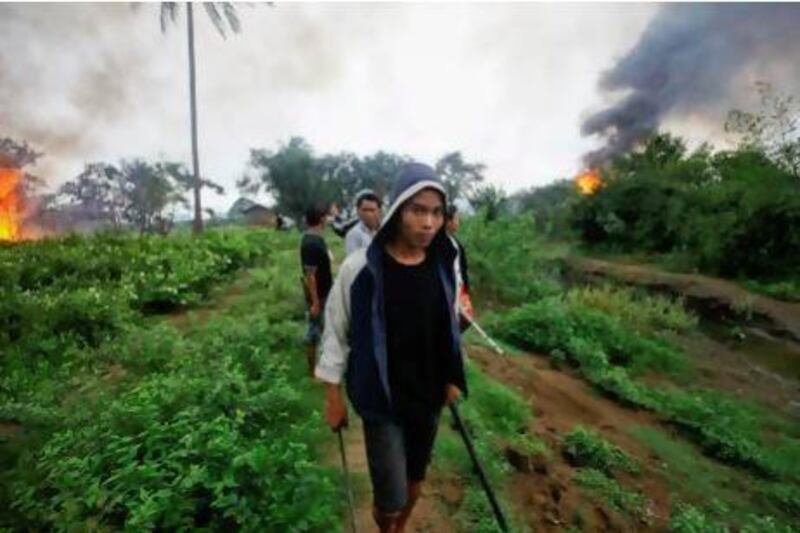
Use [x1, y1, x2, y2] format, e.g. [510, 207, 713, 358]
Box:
[445, 384, 462, 406]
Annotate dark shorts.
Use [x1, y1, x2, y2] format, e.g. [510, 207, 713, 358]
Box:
[304, 313, 323, 345]
[362, 412, 441, 513]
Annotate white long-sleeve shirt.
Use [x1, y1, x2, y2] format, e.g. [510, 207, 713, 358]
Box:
[344, 221, 376, 256]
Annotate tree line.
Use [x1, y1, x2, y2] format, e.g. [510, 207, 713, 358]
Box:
[1, 134, 498, 234]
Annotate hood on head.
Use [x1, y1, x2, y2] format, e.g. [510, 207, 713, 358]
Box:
[365, 162, 454, 265]
[377, 162, 446, 233]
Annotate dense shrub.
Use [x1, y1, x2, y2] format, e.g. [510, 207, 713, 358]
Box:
[563, 426, 639, 475]
[568, 135, 800, 281]
[3, 231, 341, 531]
[487, 297, 799, 480]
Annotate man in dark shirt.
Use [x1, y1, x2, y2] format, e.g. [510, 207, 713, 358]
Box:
[383, 249, 452, 420]
[300, 205, 332, 377]
[316, 163, 467, 532]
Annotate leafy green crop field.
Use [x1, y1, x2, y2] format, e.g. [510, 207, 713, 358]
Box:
[3, 218, 798, 532]
[1, 228, 342, 531]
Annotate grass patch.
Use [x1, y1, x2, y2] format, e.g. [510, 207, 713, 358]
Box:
[630, 425, 800, 528]
[488, 298, 800, 482]
[433, 361, 544, 532]
[563, 426, 638, 476]
[574, 468, 646, 518]
[486, 295, 688, 378]
[669, 503, 799, 533]
[564, 284, 698, 334]
[744, 278, 800, 303]
[459, 214, 564, 307]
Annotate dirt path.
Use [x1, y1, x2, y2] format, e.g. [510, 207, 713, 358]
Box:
[331, 342, 679, 532]
[562, 256, 800, 343]
[467, 344, 673, 532]
[330, 417, 459, 533]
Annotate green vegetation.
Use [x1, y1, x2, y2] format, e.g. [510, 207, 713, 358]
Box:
[1, 229, 341, 531]
[486, 296, 688, 378]
[458, 213, 564, 306]
[513, 85, 800, 300]
[630, 425, 800, 530]
[564, 285, 697, 334]
[743, 279, 800, 303]
[4, 83, 799, 530]
[1, 229, 272, 409]
[563, 426, 638, 476]
[457, 210, 800, 530]
[573, 468, 645, 518]
[670, 503, 799, 533]
[486, 296, 799, 480]
[240, 138, 489, 224]
[561, 428, 645, 521]
[434, 362, 544, 532]
[571, 140, 800, 281]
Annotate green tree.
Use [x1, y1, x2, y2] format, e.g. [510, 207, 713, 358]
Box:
[513, 179, 579, 236]
[246, 137, 336, 225]
[317, 152, 360, 214]
[57, 160, 196, 234]
[157, 161, 225, 197]
[0, 137, 45, 195]
[120, 159, 188, 234]
[469, 184, 508, 221]
[435, 151, 486, 203]
[610, 132, 688, 178]
[57, 163, 127, 229]
[725, 82, 800, 178]
[353, 151, 409, 199]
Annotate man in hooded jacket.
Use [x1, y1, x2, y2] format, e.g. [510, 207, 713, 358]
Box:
[315, 162, 468, 532]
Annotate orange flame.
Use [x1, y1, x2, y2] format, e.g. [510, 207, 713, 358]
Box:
[575, 169, 603, 196]
[0, 166, 23, 241]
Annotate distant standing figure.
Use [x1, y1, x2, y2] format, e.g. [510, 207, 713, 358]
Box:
[300, 205, 332, 377]
[345, 189, 382, 256]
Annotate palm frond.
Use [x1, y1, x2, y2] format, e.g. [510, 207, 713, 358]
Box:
[160, 2, 178, 33]
[203, 3, 227, 38]
[222, 3, 241, 33]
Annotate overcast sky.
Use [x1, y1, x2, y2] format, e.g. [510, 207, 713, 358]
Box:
[0, 2, 755, 214]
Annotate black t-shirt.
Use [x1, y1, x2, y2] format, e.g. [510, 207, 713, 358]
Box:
[383, 250, 453, 418]
[454, 237, 470, 290]
[300, 232, 332, 303]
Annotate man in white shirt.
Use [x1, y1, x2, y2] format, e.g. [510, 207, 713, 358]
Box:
[345, 189, 382, 256]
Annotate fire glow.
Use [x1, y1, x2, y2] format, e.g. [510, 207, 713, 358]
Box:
[0, 166, 23, 241]
[575, 169, 603, 196]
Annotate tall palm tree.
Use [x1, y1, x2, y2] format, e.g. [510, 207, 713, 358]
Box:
[160, 2, 240, 233]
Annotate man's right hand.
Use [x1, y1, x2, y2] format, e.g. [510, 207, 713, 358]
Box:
[325, 384, 348, 431]
[310, 300, 321, 319]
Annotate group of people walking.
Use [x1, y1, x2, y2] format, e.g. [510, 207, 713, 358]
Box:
[299, 163, 474, 532]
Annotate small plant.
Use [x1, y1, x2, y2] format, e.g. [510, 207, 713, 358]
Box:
[574, 468, 645, 517]
[564, 285, 698, 334]
[669, 504, 727, 533]
[563, 426, 639, 475]
[550, 348, 567, 369]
